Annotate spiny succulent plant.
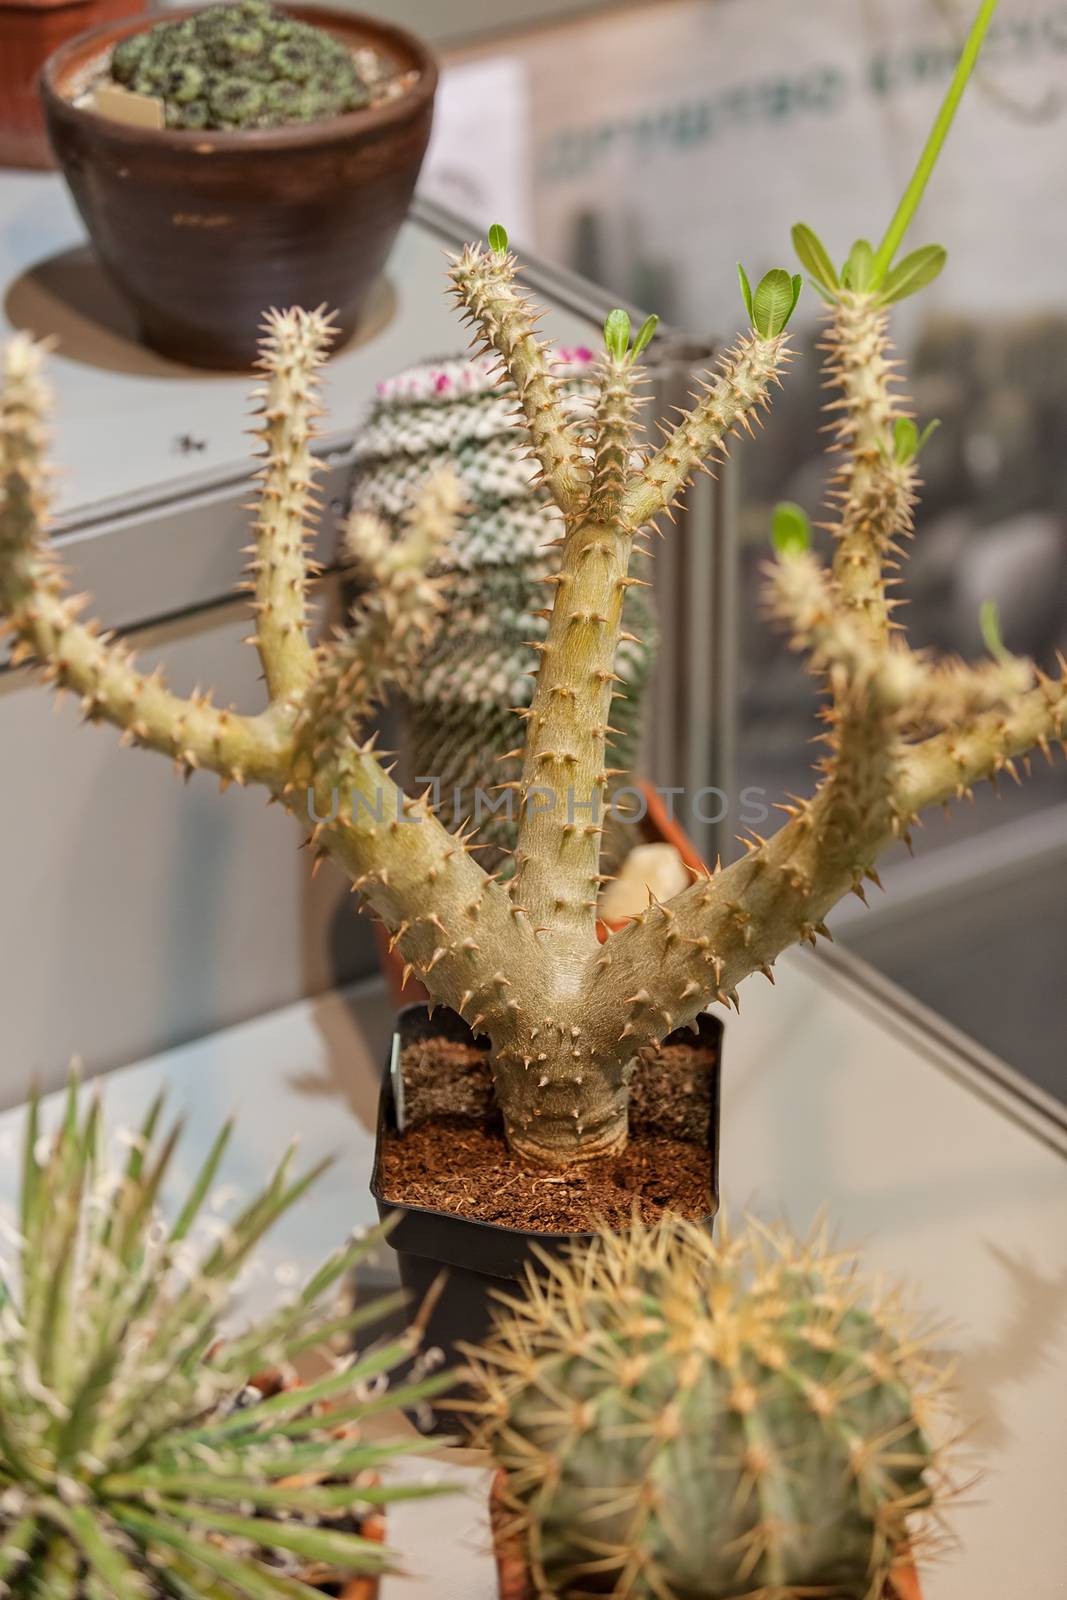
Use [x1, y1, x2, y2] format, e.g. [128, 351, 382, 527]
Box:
[349, 351, 657, 870]
[1, 0, 1063, 1172]
[109, 0, 375, 131]
[467, 1217, 959, 1599]
[0, 1077, 451, 1597]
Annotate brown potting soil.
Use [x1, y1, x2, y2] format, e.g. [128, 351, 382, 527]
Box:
[379, 1033, 715, 1231]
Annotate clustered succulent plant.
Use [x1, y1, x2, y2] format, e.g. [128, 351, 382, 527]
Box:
[0, 1078, 448, 1597]
[1, 1, 1061, 1172]
[469, 1217, 957, 1599]
[349, 351, 657, 870]
[109, 0, 376, 131]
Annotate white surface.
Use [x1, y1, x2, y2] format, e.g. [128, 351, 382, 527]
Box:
[0, 955, 1065, 1596]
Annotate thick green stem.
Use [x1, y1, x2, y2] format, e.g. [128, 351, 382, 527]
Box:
[0, 337, 290, 785]
[823, 295, 915, 642]
[510, 513, 635, 950]
[296, 754, 531, 1025]
[448, 245, 588, 515]
[621, 334, 786, 532]
[248, 308, 328, 703]
[490, 1032, 631, 1166]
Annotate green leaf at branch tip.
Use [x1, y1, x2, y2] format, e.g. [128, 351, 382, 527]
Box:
[603, 308, 631, 361]
[771, 501, 812, 556]
[879, 243, 947, 305]
[631, 313, 659, 360]
[752, 269, 801, 338]
[980, 599, 1011, 663]
[894, 415, 941, 463]
[893, 417, 919, 463]
[737, 262, 755, 323]
[487, 222, 508, 255]
[791, 222, 839, 293]
[841, 239, 875, 293]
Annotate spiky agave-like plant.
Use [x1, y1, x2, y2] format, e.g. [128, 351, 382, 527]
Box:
[467, 1217, 960, 1600]
[0, 1078, 450, 1597]
[1, 0, 1064, 1172]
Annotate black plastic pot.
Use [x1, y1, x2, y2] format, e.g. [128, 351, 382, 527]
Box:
[370, 1003, 722, 1428]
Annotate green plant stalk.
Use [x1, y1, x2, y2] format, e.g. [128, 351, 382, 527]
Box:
[871, 0, 998, 281]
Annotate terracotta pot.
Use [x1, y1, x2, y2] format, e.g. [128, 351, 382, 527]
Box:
[372, 778, 705, 1006]
[490, 1473, 924, 1600]
[39, 4, 437, 368]
[0, 0, 144, 168]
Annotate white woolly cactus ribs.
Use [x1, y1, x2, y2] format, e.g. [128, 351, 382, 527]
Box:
[0, 2, 1064, 1172]
[468, 1218, 960, 1599]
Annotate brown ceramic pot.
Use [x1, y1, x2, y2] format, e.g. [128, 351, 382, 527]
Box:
[490, 1473, 924, 1600]
[0, 0, 144, 168]
[39, 4, 437, 368]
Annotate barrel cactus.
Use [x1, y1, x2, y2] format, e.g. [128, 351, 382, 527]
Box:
[0, 1077, 449, 1596]
[109, 0, 376, 131]
[350, 352, 658, 869]
[468, 1218, 956, 1599]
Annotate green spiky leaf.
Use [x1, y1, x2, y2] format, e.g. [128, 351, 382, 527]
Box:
[604, 308, 631, 361]
[0, 1076, 451, 1591]
[879, 244, 947, 305]
[488, 222, 509, 255]
[737, 262, 755, 323]
[752, 269, 801, 337]
[841, 238, 875, 293]
[772, 501, 812, 556]
[792, 222, 839, 294]
[631, 314, 659, 360]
